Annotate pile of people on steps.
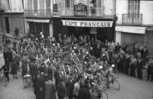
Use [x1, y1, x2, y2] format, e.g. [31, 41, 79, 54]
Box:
[0, 33, 153, 99]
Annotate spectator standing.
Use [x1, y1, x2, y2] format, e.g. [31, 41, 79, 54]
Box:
[147, 58, 153, 81]
[130, 55, 137, 77]
[0, 46, 5, 70]
[3, 47, 13, 82]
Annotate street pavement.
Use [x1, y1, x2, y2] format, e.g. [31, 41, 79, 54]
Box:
[0, 74, 153, 99]
[0, 77, 35, 99]
[108, 74, 153, 99]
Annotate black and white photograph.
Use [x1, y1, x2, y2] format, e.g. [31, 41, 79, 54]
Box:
[0, 0, 153, 99]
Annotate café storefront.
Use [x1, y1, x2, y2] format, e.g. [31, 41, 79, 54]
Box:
[53, 17, 116, 42]
[53, 2, 116, 42]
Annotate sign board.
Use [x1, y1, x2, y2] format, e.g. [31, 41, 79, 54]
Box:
[26, 19, 50, 23]
[62, 20, 113, 27]
[116, 26, 146, 34]
[74, 0, 88, 5]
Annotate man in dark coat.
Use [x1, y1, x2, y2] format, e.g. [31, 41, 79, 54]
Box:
[35, 72, 45, 99]
[29, 61, 38, 94]
[11, 54, 20, 78]
[57, 80, 66, 99]
[137, 58, 144, 79]
[130, 56, 137, 77]
[66, 78, 74, 99]
[147, 58, 153, 81]
[124, 54, 130, 75]
[77, 83, 91, 99]
[3, 47, 13, 82]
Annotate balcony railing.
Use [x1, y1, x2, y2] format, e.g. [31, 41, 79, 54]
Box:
[53, 7, 114, 18]
[24, 8, 115, 18]
[122, 14, 143, 25]
[24, 9, 52, 18]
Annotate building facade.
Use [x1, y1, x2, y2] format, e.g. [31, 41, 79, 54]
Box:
[24, 0, 54, 38]
[115, 0, 153, 54]
[52, 0, 117, 42]
[24, 0, 117, 41]
[0, 0, 24, 38]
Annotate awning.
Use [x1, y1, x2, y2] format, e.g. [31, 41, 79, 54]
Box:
[116, 26, 146, 34]
[26, 19, 50, 23]
[146, 27, 153, 31]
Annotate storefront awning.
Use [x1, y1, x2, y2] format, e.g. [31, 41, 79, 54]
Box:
[26, 19, 50, 23]
[116, 26, 146, 34]
[146, 27, 153, 31]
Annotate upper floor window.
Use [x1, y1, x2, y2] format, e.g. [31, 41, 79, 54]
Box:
[65, 0, 71, 8]
[128, 0, 140, 15]
[90, 0, 96, 7]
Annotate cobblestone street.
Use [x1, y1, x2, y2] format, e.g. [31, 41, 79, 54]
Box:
[0, 74, 153, 99]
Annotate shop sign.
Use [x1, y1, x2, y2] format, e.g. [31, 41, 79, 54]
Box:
[62, 20, 113, 27]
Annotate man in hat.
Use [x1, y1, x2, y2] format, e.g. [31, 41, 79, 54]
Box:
[3, 46, 13, 82]
[66, 77, 74, 99]
[77, 80, 91, 99]
[35, 72, 45, 99]
[147, 58, 153, 81]
[57, 79, 66, 99]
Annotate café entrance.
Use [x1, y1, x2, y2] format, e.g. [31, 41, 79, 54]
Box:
[53, 17, 116, 42]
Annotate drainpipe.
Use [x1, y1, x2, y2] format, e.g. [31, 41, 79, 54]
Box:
[114, 0, 117, 18]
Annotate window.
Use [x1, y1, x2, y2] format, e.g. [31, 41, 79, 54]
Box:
[34, 0, 38, 11]
[90, 0, 96, 7]
[98, 0, 101, 8]
[127, 0, 141, 24]
[46, 0, 50, 10]
[65, 0, 70, 8]
[128, 0, 140, 15]
[5, 17, 10, 33]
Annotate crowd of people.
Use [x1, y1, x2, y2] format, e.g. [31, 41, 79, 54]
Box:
[0, 33, 153, 99]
